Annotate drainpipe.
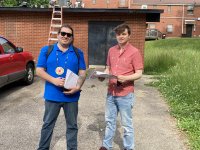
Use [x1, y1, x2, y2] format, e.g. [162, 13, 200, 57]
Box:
[182, 4, 184, 34]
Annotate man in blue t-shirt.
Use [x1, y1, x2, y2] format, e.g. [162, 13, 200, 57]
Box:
[36, 24, 86, 150]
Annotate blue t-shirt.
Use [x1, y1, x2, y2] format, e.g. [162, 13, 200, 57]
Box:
[37, 43, 86, 102]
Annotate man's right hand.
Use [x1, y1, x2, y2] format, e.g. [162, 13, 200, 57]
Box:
[97, 66, 109, 82]
[53, 77, 65, 87]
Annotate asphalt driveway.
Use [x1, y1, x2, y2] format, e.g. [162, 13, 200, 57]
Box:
[0, 75, 189, 150]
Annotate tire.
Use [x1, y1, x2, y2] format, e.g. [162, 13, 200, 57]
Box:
[23, 63, 34, 85]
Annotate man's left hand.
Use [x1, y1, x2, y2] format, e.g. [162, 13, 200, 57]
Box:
[117, 75, 128, 83]
[63, 87, 81, 95]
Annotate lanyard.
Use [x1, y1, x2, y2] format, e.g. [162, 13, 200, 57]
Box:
[55, 50, 68, 75]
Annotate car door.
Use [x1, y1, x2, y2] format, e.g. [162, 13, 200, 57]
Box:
[0, 44, 9, 86]
[0, 37, 25, 84]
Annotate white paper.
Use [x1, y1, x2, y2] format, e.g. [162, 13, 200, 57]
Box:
[90, 71, 117, 79]
[64, 69, 79, 89]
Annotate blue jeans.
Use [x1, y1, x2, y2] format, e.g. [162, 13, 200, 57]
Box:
[102, 93, 135, 150]
[38, 100, 78, 150]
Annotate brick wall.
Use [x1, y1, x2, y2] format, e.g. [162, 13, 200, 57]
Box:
[0, 11, 146, 66]
[0, 12, 51, 61]
[132, 4, 200, 37]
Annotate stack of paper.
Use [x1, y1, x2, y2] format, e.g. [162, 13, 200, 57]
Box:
[64, 69, 79, 89]
[89, 71, 117, 79]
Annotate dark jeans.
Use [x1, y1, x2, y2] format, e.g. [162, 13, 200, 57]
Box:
[38, 100, 78, 150]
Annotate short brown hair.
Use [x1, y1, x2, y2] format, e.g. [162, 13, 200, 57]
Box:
[58, 24, 74, 36]
[114, 24, 131, 35]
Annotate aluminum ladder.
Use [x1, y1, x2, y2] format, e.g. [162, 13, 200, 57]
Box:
[48, 5, 63, 45]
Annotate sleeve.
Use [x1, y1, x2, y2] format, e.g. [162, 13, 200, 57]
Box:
[36, 46, 48, 68]
[78, 50, 86, 70]
[132, 50, 144, 71]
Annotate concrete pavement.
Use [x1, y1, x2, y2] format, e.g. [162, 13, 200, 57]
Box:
[0, 75, 189, 150]
[52, 75, 189, 150]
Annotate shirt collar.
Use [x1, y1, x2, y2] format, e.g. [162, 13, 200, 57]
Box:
[55, 43, 73, 53]
[116, 42, 130, 51]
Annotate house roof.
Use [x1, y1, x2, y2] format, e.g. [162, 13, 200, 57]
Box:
[133, 0, 200, 5]
[0, 7, 163, 22]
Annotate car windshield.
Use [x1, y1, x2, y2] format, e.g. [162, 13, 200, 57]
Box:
[0, 38, 7, 45]
[0, 38, 15, 54]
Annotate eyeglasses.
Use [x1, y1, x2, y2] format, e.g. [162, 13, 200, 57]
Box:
[60, 32, 73, 37]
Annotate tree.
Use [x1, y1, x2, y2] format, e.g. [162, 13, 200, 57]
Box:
[0, 0, 49, 7]
[0, 0, 18, 7]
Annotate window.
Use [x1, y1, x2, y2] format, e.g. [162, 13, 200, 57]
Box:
[167, 5, 171, 12]
[141, 5, 148, 9]
[187, 10, 194, 14]
[3, 43, 15, 54]
[187, 5, 194, 15]
[119, 0, 126, 6]
[0, 38, 15, 54]
[148, 23, 156, 29]
[92, 0, 96, 4]
[0, 37, 7, 45]
[167, 24, 173, 33]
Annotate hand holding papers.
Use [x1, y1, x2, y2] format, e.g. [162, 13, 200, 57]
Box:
[89, 71, 117, 79]
[95, 71, 117, 78]
[64, 69, 79, 89]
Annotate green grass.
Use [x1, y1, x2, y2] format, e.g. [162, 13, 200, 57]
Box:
[144, 38, 200, 150]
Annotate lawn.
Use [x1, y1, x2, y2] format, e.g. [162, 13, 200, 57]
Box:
[144, 38, 200, 150]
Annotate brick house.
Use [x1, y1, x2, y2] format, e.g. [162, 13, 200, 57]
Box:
[132, 0, 200, 38]
[80, 0, 200, 38]
[0, 7, 162, 67]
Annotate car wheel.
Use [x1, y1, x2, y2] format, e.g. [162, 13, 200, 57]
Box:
[23, 63, 34, 85]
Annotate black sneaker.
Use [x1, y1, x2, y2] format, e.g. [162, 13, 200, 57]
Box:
[99, 146, 107, 150]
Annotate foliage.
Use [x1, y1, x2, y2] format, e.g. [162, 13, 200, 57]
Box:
[144, 38, 200, 150]
[0, 0, 49, 7]
[30, 0, 49, 7]
[0, 0, 18, 6]
[145, 38, 200, 150]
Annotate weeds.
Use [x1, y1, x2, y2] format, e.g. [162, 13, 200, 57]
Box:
[144, 38, 200, 150]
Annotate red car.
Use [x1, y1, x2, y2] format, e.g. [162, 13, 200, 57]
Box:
[0, 36, 35, 88]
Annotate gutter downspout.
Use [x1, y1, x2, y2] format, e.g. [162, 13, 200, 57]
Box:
[182, 4, 184, 34]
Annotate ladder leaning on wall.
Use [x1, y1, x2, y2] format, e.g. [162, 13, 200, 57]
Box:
[48, 5, 63, 45]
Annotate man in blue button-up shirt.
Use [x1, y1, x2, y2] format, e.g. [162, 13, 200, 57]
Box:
[36, 24, 86, 150]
